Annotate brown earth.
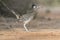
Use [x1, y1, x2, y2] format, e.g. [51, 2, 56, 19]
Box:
[0, 29, 60, 40]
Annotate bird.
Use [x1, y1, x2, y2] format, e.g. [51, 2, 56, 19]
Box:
[18, 4, 39, 32]
[1, 1, 39, 32]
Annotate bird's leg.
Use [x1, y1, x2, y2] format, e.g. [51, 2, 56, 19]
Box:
[24, 23, 29, 32]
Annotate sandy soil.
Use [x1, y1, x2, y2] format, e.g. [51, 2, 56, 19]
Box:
[0, 29, 60, 40]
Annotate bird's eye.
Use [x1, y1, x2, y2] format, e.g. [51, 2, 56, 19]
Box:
[33, 6, 36, 8]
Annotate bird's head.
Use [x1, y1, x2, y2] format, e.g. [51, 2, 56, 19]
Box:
[32, 4, 39, 11]
[32, 4, 38, 8]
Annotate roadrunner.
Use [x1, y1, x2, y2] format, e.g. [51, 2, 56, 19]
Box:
[18, 4, 38, 32]
[0, 0, 39, 32]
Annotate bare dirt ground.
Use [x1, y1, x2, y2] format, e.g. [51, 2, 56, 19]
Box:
[0, 29, 60, 40]
[0, 8, 60, 40]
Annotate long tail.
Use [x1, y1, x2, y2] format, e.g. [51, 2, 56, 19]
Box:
[0, 1, 20, 19]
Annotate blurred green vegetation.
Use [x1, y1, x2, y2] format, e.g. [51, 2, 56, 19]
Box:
[0, 0, 60, 18]
[36, 0, 60, 6]
[1, 0, 60, 6]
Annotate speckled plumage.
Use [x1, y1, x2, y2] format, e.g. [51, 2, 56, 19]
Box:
[18, 4, 38, 32]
